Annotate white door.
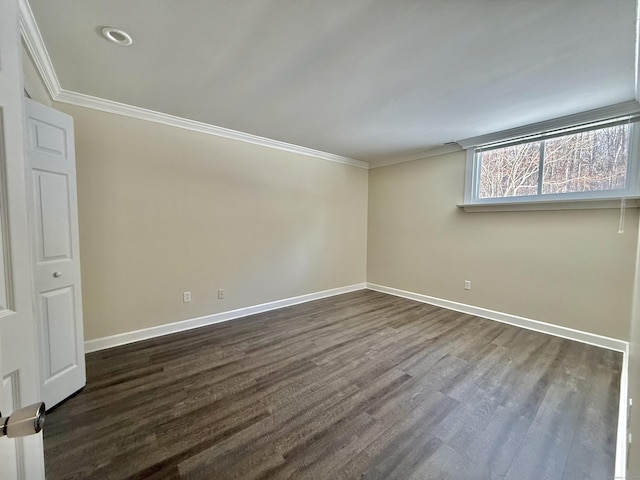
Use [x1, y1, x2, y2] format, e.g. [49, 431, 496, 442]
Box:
[25, 99, 86, 410]
[0, 0, 46, 478]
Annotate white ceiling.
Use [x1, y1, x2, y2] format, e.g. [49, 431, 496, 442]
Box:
[27, 0, 638, 166]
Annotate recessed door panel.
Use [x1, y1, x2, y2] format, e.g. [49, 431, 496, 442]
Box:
[30, 120, 67, 159]
[39, 287, 77, 379]
[33, 171, 72, 262]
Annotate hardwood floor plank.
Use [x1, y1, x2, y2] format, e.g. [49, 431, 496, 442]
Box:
[503, 384, 585, 480]
[561, 359, 623, 480]
[43, 290, 621, 480]
[341, 390, 457, 479]
[462, 404, 534, 478]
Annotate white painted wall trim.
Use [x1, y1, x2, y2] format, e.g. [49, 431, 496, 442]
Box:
[616, 350, 629, 480]
[17, 0, 368, 170]
[84, 280, 629, 473]
[84, 283, 366, 353]
[458, 197, 640, 213]
[18, 0, 61, 98]
[54, 90, 369, 168]
[366, 282, 630, 478]
[366, 283, 629, 352]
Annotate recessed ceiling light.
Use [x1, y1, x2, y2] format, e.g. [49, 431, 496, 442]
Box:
[101, 27, 133, 46]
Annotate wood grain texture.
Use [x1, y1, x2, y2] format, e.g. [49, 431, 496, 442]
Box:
[43, 290, 622, 479]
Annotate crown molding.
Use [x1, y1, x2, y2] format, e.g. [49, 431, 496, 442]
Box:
[17, 0, 369, 170]
[369, 143, 463, 169]
[18, 0, 61, 97]
[55, 89, 369, 168]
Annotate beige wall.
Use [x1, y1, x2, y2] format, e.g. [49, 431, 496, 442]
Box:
[55, 103, 368, 341]
[22, 41, 638, 341]
[20, 40, 640, 472]
[367, 151, 638, 340]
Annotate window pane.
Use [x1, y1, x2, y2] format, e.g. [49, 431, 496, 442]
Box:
[542, 124, 629, 194]
[479, 142, 541, 198]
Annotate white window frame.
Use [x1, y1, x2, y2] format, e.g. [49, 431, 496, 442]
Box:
[462, 116, 640, 208]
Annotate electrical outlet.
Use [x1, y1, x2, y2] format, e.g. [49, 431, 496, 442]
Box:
[218, 289, 224, 299]
[183, 291, 191, 303]
[464, 280, 471, 290]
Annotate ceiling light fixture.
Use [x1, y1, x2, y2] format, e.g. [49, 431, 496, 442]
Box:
[101, 27, 133, 46]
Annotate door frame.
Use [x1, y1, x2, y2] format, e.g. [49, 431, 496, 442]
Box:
[0, 0, 46, 478]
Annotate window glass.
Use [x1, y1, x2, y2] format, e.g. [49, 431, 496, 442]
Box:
[472, 121, 633, 202]
[479, 142, 540, 199]
[542, 124, 629, 194]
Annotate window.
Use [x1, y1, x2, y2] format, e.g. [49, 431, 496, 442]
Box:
[464, 118, 640, 206]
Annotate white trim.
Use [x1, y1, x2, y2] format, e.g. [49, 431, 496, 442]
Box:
[615, 350, 629, 480]
[458, 197, 640, 213]
[17, 0, 368, 170]
[84, 281, 629, 474]
[84, 283, 366, 353]
[54, 90, 369, 168]
[463, 147, 476, 204]
[18, 0, 61, 97]
[366, 282, 630, 477]
[457, 101, 640, 149]
[365, 283, 629, 352]
[462, 118, 640, 209]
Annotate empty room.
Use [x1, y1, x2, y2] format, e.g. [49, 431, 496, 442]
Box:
[1, 0, 640, 479]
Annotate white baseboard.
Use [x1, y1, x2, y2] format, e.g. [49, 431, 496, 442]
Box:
[615, 351, 629, 480]
[88, 281, 629, 354]
[366, 283, 629, 353]
[366, 282, 630, 479]
[84, 280, 629, 476]
[84, 283, 366, 353]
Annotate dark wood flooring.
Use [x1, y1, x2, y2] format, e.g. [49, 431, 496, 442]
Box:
[43, 290, 622, 479]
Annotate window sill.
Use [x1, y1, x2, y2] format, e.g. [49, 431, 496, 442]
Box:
[457, 197, 640, 212]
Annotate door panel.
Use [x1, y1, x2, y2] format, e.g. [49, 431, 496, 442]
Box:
[0, 0, 46, 478]
[39, 287, 77, 378]
[34, 171, 72, 261]
[31, 120, 68, 158]
[26, 98, 86, 410]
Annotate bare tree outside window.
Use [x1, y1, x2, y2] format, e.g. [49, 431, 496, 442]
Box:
[542, 124, 629, 194]
[477, 123, 630, 199]
[479, 142, 540, 198]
